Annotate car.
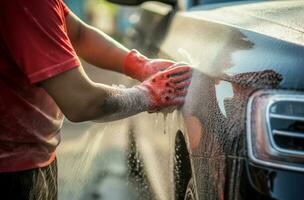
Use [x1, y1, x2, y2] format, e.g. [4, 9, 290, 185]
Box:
[107, 0, 304, 199]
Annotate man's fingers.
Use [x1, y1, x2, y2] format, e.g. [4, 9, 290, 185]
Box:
[168, 62, 189, 69]
[164, 65, 191, 77]
[142, 63, 192, 112]
[151, 60, 175, 71]
[175, 89, 188, 97]
[170, 71, 192, 83]
[170, 97, 185, 107]
[175, 80, 191, 89]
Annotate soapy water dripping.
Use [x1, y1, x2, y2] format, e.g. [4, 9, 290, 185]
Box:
[59, 121, 152, 200]
[148, 49, 197, 199]
[58, 124, 108, 200]
[177, 48, 201, 69]
[161, 48, 200, 135]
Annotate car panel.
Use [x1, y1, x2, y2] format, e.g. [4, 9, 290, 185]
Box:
[189, 1, 304, 47]
[118, 0, 304, 199]
[244, 162, 304, 200]
[161, 12, 304, 90]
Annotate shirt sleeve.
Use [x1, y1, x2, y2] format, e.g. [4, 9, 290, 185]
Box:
[62, 1, 71, 17]
[0, 0, 80, 84]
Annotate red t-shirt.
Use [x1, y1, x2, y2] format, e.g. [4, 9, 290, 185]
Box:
[0, 0, 80, 172]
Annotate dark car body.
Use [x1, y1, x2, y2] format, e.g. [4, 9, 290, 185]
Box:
[111, 1, 304, 199]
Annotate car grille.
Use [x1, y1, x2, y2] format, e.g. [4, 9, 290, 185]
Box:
[268, 100, 304, 155]
[247, 90, 304, 172]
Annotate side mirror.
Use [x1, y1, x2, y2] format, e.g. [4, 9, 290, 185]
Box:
[107, 0, 176, 6]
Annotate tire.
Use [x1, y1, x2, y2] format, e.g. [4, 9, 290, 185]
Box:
[184, 178, 197, 200]
[174, 131, 192, 200]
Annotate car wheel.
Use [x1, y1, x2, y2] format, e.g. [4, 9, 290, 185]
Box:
[174, 131, 192, 200]
[184, 178, 197, 200]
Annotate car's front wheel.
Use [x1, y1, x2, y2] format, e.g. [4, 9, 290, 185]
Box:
[184, 178, 197, 200]
[174, 131, 192, 200]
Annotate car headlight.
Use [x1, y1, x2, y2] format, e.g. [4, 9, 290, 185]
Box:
[247, 90, 304, 172]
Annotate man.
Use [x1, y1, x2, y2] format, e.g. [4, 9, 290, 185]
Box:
[0, 0, 192, 199]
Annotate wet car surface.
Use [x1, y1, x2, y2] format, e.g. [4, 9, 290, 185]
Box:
[109, 0, 304, 199]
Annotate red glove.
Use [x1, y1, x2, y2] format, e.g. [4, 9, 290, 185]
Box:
[123, 49, 175, 82]
[137, 65, 192, 112]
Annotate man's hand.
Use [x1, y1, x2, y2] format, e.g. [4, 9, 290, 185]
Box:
[137, 65, 192, 112]
[123, 49, 176, 82]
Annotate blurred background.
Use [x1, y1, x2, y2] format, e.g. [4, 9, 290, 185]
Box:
[64, 0, 137, 44]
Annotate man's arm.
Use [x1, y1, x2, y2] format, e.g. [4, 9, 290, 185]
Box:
[41, 65, 192, 122]
[41, 66, 144, 122]
[66, 12, 129, 73]
[65, 12, 177, 81]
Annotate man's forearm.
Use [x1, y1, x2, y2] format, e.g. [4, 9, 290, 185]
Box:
[93, 86, 150, 122]
[76, 24, 129, 73]
[66, 12, 180, 82]
[67, 12, 129, 73]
